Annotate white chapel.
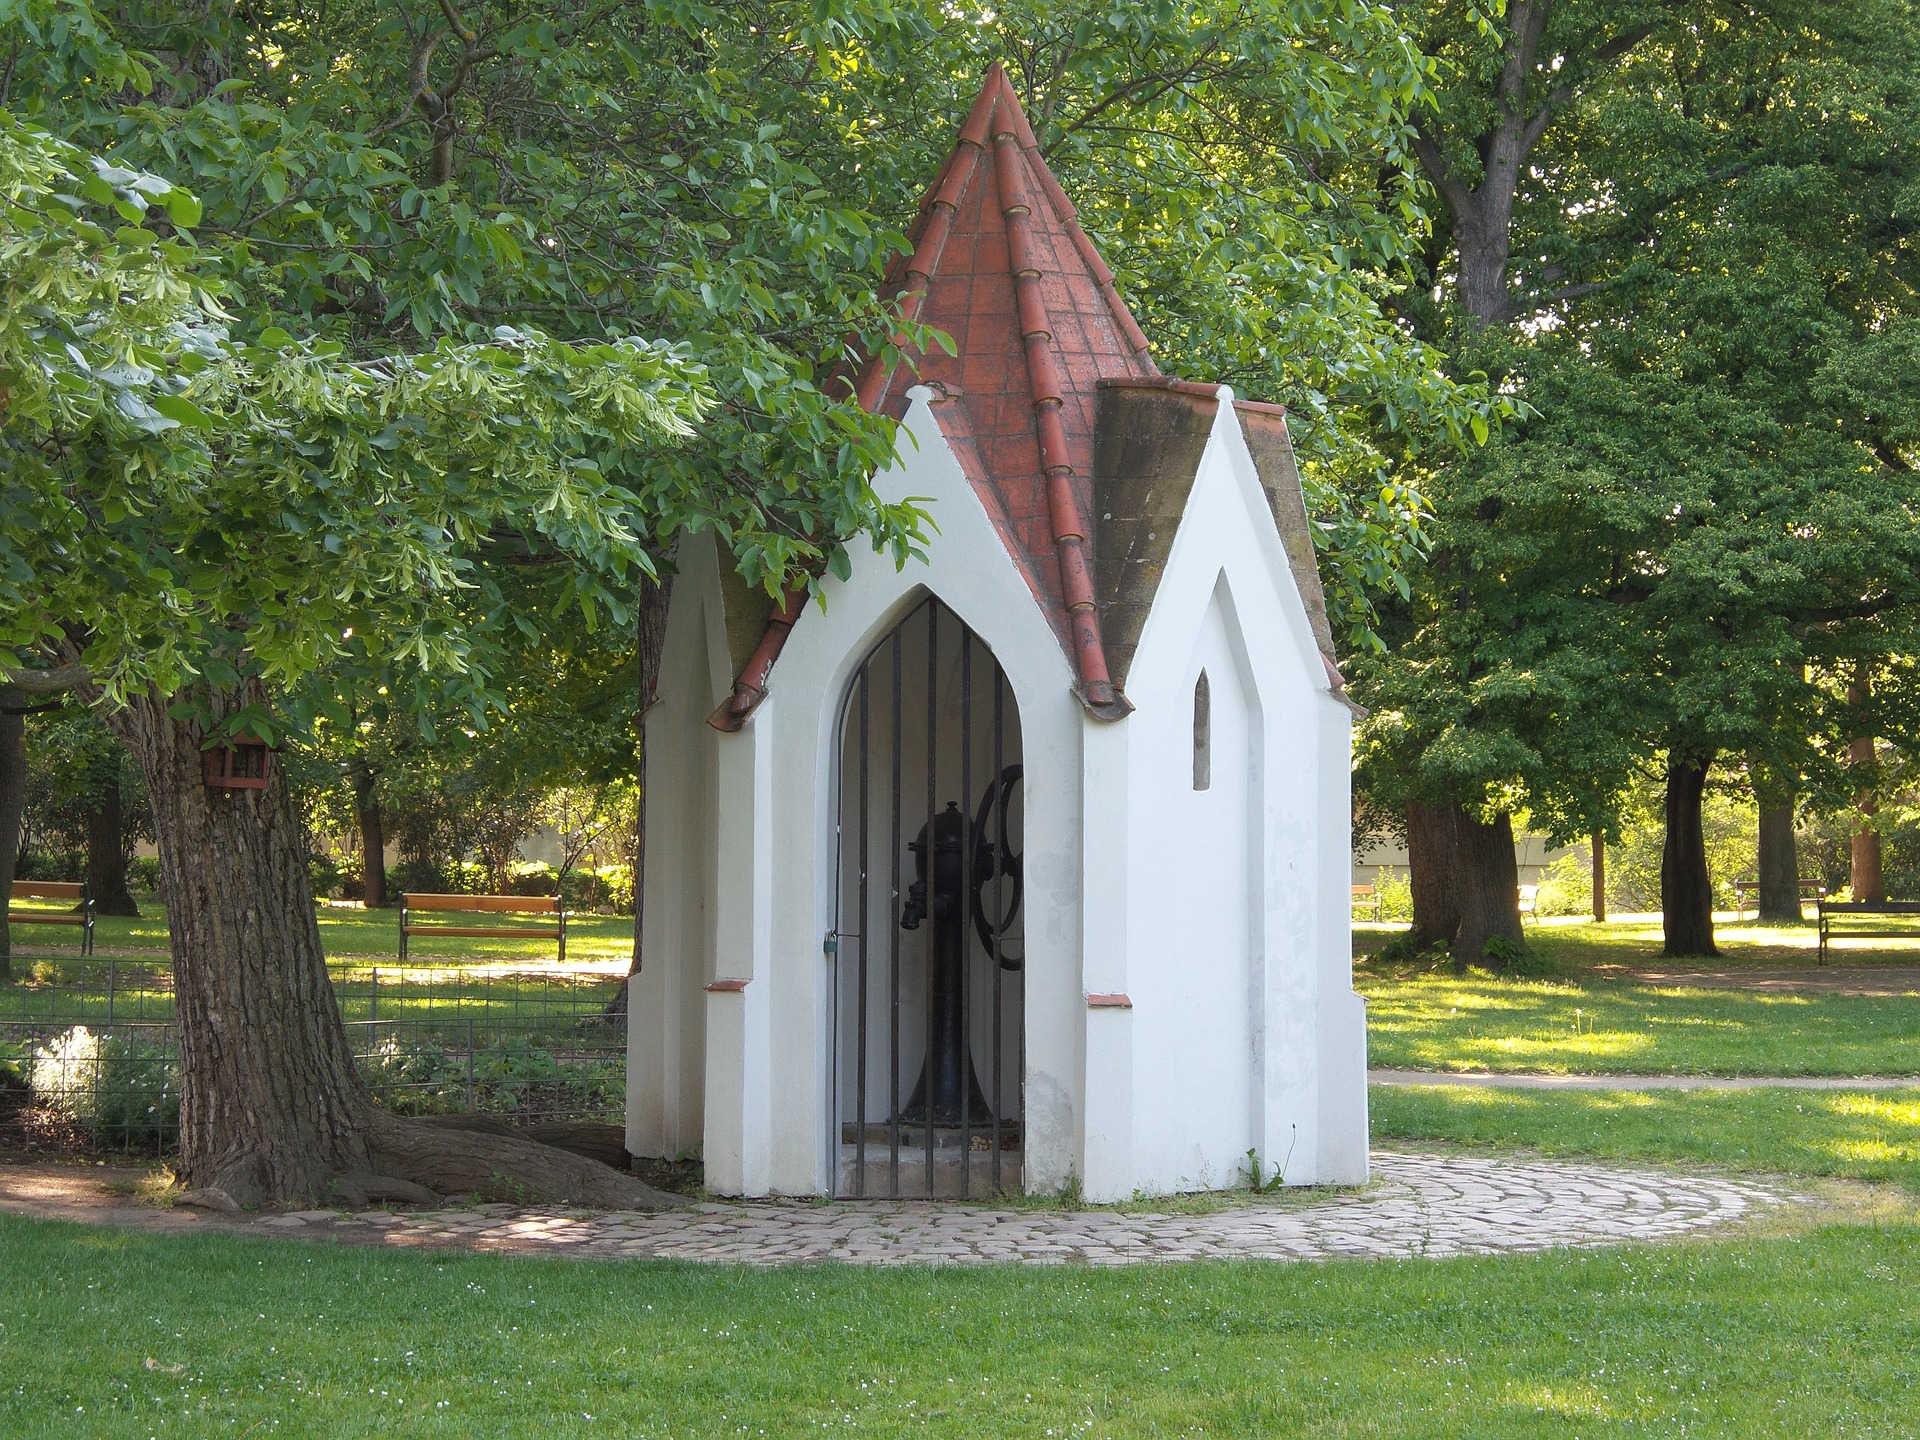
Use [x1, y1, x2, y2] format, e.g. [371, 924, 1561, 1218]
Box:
[626, 65, 1369, 1202]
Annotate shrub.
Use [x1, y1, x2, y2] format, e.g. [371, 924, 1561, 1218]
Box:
[127, 856, 163, 894]
[28, 1025, 180, 1148]
[307, 852, 348, 900]
[356, 1030, 623, 1120]
[14, 848, 84, 883]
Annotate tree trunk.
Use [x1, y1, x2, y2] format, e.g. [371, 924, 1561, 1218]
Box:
[1847, 676, 1885, 903]
[1452, 808, 1526, 967]
[0, 693, 24, 980]
[1661, 752, 1719, 958]
[610, 574, 674, 1022]
[354, 770, 387, 908]
[83, 777, 142, 916]
[107, 682, 677, 1212]
[1404, 798, 1461, 951]
[1590, 831, 1606, 922]
[1756, 800, 1802, 923]
[1849, 734, 1885, 903]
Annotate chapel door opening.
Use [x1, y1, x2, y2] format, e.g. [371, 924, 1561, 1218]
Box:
[831, 595, 1025, 1198]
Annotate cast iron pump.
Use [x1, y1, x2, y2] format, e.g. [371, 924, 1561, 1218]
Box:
[898, 765, 1022, 1125]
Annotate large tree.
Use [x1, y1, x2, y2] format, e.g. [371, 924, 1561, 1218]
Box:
[3, 113, 754, 1207]
[1358, 0, 1920, 959]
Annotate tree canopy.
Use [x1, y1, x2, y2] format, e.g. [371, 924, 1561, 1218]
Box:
[1353, 0, 1920, 957]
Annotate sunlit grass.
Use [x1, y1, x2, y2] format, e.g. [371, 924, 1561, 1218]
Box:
[1, 907, 635, 1024]
[1359, 972, 1920, 1075]
[1356, 911, 1920, 969]
[3, 903, 637, 965]
[2, 1210, 1919, 1437]
[1372, 1083, 1920, 1191]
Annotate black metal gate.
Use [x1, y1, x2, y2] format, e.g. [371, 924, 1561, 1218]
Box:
[830, 595, 1024, 1198]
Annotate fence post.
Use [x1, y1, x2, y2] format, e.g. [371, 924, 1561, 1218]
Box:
[466, 1018, 476, 1113]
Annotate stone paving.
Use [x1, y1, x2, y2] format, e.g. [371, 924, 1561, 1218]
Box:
[234, 1151, 1787, 1265]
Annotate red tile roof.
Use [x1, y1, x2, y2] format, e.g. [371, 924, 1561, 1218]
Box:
[711, 65, 1165, 731]
[858, 64, 1159, 718]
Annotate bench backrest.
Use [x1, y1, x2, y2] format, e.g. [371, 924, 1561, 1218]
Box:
[1819, 900, 1920, 914]
[1351, 885, 1376, 898]
[402, 893, 559, 915]
[10, 881, 83, 901]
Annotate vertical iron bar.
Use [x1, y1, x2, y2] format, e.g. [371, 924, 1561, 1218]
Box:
[107, 957, 115, 1025]
[888, 623, 904, 1197]
[958, 626, 973, 1199]
[370, 966, 377, 1022]
[466, 1017, 476, 1111]
[991, 665, 1005, 1192]
[856, 663, 871, 1197]
[923, 597, 938, 1198]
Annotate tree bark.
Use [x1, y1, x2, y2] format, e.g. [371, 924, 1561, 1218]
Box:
[1405, 799, 1461, 950]
[0, 693, 25, 980]
[354, 767, 388, 908]
[1849, 733, 1885, 903]
[1452, 807, 1526, 967]
[83, 777, 141, 916]
[1755, 800, 1802, 923]
[610, 574, 673, 1022]
[1590, 831, 1606, 922]
[1661, 752, 1719, 957]
[107, 682, 677, 1211]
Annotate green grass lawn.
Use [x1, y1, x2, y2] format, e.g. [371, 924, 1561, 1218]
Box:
[1358, 972, 1920, 1076]
[1373, 1084, 1920, 1192]
[4, 901, 637, 964]
[1356, 912, 1920, 970]
[1, 905, 635, 1026]
[1, 1210, 1917, 1438]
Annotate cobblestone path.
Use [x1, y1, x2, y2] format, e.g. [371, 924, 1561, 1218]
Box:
[235, 1151, 1786, 1265]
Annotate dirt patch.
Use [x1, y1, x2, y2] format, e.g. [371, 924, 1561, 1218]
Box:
[1591, 964, 1920, 996]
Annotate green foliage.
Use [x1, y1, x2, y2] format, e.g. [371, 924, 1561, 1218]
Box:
[1354, 1, 1920, 851]
[357, 1030, 623, 1120]
[26, 1023, 179, 1147]
[840, 0, 1517, 644]
[1533, 778, 1761, 915]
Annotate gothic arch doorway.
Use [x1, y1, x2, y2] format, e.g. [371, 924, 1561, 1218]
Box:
[830, 594, 1025, 1197]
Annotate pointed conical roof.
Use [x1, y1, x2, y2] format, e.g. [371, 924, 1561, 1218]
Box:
[711, 66, 1171, 730]
[854, 65, 1158, 714]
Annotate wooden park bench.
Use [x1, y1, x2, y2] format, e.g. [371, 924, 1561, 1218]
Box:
[1816, 899, 1920, 965]
[1517, 883, 1540, 919]
[1350, 884, 1383, 922]
[7, 880, 95, 955]
[398, 893, 567, 963]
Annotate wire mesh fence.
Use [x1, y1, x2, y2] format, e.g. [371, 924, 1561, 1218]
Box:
[0, 953, 628, 1154]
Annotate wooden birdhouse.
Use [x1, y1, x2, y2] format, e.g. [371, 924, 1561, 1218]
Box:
[204, 740, 272, 790]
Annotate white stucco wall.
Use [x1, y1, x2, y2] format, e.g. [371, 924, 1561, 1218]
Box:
[630, 384, 1368, 1198]
[631, 387, 1087, 1196]
[1080, 392, 1367, 1199]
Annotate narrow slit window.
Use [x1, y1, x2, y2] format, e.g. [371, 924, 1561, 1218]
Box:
[1192, 671, 1211, 790]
